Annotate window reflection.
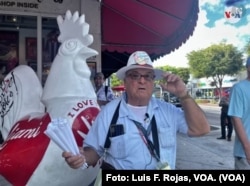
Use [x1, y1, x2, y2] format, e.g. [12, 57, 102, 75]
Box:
[0, 14, 59, 85]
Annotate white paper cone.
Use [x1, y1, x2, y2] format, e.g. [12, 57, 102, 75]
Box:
[44, 118, 80, 155]
[44, 126, 68, 151]
[44, 118, 87, 169]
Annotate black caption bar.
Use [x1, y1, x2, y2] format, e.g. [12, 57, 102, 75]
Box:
[102, 170, 250, 185]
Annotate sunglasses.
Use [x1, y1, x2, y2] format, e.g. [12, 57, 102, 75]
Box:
[126, 72, 155, 81]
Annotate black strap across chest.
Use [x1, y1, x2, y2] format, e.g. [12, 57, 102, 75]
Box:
[104, 101, 160, 159]
[104, 101, 121, 149]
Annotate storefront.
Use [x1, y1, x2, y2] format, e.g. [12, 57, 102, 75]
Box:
[0, 0, 101, 85]
[193, 76, 237, 99]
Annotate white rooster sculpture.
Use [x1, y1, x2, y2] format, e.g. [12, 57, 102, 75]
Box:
[0, 10, 101, 186]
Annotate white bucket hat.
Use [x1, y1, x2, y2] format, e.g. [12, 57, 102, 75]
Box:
[116, 51, 164, 80]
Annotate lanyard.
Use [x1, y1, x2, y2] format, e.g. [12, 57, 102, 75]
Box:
[104, 101, 160, 161]
[133, 117, 160, 162]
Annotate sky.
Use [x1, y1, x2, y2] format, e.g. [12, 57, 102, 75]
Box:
[153, 0, 250, 68]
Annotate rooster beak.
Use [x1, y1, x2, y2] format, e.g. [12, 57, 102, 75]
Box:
[80, 47, 98, 59]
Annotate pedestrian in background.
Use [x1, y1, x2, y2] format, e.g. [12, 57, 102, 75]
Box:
[93, 72, 115, 108]
[217, 93, 233, 141]
[62, 51, 210, 171]
[228, 57, 250, 169]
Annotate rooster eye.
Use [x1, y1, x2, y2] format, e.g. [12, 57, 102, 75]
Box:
[59, 39, 81, 55]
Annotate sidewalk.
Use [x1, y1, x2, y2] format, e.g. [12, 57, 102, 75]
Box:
[176, 126, 234, 170]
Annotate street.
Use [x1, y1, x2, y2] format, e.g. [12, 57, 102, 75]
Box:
[199, 104, 221, 127]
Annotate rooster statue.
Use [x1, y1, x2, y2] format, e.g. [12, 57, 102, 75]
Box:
[0, 10, 101, 186]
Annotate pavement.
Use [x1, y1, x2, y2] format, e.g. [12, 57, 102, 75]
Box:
[176, 104, 234, 170]
[176, 132, 234, 170]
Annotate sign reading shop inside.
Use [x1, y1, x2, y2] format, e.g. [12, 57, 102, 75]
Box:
[0, 0, 80, 14]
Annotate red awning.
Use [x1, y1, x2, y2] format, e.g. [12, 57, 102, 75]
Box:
[112, 85, 125, 92]
[101, 0, 199, 77]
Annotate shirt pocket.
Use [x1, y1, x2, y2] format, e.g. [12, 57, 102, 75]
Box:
[108, 134, 128, 159]
[158, 126, 175, 148]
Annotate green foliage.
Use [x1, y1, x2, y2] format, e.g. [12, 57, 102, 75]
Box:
[187, 42, 244, 98]
[175, 68, 190, 84]
[110, 73, 123, 87]
[187, 50, 210, 78]
[188, 43, 244, 79]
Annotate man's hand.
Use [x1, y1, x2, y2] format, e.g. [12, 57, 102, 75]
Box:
[62, 148, 86, 169]
[160, 72, 187, 98]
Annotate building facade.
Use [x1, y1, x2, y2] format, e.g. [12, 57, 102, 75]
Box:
[0, 0, 101, 85]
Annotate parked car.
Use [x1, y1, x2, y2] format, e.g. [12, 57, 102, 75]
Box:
[163, 91, 182, 108]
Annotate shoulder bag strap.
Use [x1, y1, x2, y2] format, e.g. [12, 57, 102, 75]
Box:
[104, 101, 121, 149]
[151, 116, 160, 159]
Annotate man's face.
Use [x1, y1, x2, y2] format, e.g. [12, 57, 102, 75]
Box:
[124, 68, 155, 104]
[94, 76, 104, 87]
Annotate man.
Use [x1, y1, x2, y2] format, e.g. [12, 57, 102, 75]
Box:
[228, 57, 250, 169]
[63, 51, 210, 170]
[94, 72, 115, 108]
[217, 93, 233, 141]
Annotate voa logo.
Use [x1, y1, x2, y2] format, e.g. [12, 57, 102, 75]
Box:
[224, 6, 243, 23]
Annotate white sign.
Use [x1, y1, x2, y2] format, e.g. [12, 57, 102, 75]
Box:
[0, 0, 80, 15]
